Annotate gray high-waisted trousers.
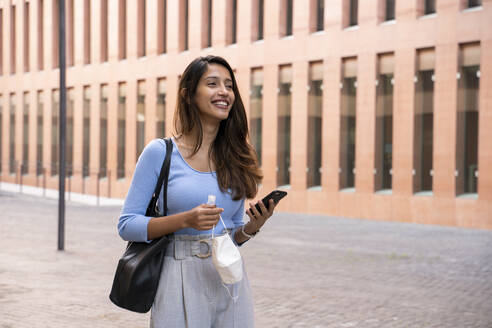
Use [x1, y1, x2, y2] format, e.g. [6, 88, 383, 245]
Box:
[150, 234, 254, 328]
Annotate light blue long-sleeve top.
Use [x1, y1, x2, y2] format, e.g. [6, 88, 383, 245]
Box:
[118, 138, 246, 243]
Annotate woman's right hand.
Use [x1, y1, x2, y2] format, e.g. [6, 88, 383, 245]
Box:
[185, 204, 223, 230]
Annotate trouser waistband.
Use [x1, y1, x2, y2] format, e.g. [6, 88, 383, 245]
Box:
[166, 233, 227, 260]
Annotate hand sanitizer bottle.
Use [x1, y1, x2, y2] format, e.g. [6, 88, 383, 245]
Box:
[207, 195, 216, 206]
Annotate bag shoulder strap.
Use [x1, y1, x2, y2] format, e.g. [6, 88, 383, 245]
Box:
[145, 138, 173, 217]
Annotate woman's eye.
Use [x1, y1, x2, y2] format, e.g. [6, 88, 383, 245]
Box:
[208, 82, 216, 86]
[226, 85, 233, 89]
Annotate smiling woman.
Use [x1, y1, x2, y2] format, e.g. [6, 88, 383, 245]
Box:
[173, 56, 261, 201]
[194, 64, 235, 123]
[118, 56, 279, 327]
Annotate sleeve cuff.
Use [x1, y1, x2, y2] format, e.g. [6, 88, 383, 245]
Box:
[231, 225, 249, 247]
[118, 214, 153, 243]
[141, 216, 153, 243]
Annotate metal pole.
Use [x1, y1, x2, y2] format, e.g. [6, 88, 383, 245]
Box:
[43, 167, 46, 197]
[20, 164, 23, 193]
[68, 174, 71, 201]
[16, 161, 19, 191]
[97, 172, 100, 206]
[58, 0, 66, 251]
[108, 170, 111, 198]
[82, 166, 86, 194]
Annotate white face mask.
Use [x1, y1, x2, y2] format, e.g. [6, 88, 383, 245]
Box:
[212, 230, 243, 285]
[207, 195, 243, 286]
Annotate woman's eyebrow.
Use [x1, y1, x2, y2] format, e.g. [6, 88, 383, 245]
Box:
[205, 76, 232, 83]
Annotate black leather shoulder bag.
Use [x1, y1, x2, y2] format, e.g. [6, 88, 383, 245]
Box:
[109, 137, 173, 313]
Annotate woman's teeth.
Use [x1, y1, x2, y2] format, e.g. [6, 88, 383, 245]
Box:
[213, 101, 228, 108]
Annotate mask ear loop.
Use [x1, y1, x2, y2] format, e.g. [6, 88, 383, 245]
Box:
[212, 213, 228, 238]
[212, 214, 240, 303]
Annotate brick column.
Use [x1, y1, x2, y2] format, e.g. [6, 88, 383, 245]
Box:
[146, 77, 157, 142]
[72, 85, 83, 179]
[291, 60, 308, 190]
[262, 64, 278, 189]
[355, 52, 377, 194]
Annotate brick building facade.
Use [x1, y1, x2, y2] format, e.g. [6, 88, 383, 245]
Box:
[0, 0, 491, 228]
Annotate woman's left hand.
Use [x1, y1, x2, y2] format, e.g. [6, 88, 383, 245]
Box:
[244, 199, 276, 234]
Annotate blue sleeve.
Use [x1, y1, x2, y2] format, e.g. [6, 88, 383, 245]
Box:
[118, 139, 165, 242]
[231, 198, 245, 228]
[230, 199, 248, 247]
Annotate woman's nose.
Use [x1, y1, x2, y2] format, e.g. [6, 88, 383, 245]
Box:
[217, 84, 228, 95]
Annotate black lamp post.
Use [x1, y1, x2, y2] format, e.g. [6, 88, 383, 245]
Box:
[58, 0, 66, 251]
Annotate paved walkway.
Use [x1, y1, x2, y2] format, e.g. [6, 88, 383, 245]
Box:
[1, 191, 491, 327]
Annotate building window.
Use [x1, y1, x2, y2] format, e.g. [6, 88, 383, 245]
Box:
[82, 87, 90, 177]
[340, 58, 357, 190]
[0, 95, 3, 173]
[51, 90, 59, 176]
[136, 81, 146, 160]
[280, 0, 293, 37]
[350, 0, 358, 26]
[24, 2, 30, 72]
[385, 0, 395, 21]
[456, 43, 480, 195]
[286, 0, 293, 36]
[250, 68, 263, 165]
[157, 0, 167, 54]
[67, 0, 74, 66]
[38, 0, 44, 70]
[138, 0, 146, 57]
[310, 0, 324, 32]
[179, 0, 189, 51]
[52, 0, 59, 68]
[414, 49, 434, 193]
[467, 0, 482, 8]
[10, 5, 16, 74]
[9, 94, 16, 174]
[317, 0, 324, 31]
[101, 0, 108, 62]
[226, 0, 237, 45]
[66, 89, 74, 177]
[119, 0, 126, 59]
[307, 62, 323, 188]
[375, 54, 394, 192]
[202, 0, 212, 48]
[424, 0, 436, 15]
[156, 79, 166, 138]
[259, 0, 264, 40]
[277, 65, 292, 186]
[232, 0, 237, 44]
[36, 91, 44, 176]
[343, 0, 359, 28]
[252, 0, 264, 41]
[22, 93, 29, 175]
[84, 0, 91, 64]
[117, 83, 126, 179]
[100, 85, 108, 178]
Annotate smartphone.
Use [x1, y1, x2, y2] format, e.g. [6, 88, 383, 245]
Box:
[254, 190, 288, 214]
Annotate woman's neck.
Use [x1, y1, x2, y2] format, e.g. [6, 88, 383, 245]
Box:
[201, 121, 220, 149]
[179, 120, 220, 153]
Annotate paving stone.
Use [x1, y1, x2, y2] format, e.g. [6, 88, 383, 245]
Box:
[1, 191, 491, 327]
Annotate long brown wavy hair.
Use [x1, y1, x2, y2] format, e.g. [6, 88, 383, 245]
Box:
[173, 56, 262, 200]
